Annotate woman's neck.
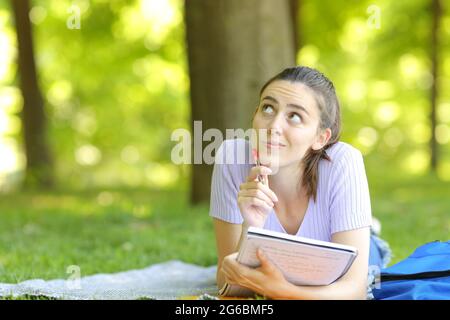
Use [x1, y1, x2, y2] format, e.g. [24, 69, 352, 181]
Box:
[268, 161, 305, 202]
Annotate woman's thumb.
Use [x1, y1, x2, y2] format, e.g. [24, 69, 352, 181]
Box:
[257, 248, 269, 265]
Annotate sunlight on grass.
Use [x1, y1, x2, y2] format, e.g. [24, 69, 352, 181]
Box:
[29, 194, 88, 211]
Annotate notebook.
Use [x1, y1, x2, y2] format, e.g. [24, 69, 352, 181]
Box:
[219, 226, 358, 297]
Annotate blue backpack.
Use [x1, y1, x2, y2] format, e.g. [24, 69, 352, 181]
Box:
[372, 241, 450, 300]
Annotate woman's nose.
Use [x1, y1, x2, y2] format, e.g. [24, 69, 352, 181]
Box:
[267, 114, 283, 135]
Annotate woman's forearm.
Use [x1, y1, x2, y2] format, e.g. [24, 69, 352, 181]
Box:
[271, 278, 367, 300]
[217, 221, 251, 290]
[216, 267, 226, 290]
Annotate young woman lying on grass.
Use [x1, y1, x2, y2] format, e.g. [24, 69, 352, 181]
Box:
[209, 66, 390, 300]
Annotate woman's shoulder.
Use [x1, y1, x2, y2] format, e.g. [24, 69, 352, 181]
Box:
[318, 142, 368, 194]
[319, 141, 365, 179]
[324, 141, 364, 165]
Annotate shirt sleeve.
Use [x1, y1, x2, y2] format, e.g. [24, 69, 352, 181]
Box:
[329, 147, 372, 234]
[208, 140, 246, 224]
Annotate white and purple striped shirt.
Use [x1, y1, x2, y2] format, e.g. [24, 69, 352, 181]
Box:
[209, 139, 372, 242]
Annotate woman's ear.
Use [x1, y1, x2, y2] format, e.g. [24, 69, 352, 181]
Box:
[312, 128, 332, 150]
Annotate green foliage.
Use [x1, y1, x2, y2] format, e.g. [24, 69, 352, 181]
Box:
[1, 0, 188, 189]
[299, 0, 450, 180]
[1, 0, 449, 189]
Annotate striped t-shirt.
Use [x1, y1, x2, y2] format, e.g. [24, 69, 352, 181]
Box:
[209, 138, 372, 242]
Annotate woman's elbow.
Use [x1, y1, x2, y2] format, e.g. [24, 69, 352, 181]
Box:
[346, 282, 367, 300]
[350, 289, 367, 300]
[330, 277, 367, 300]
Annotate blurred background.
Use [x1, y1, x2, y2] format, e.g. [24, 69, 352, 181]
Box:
[0, 0, 448, 288]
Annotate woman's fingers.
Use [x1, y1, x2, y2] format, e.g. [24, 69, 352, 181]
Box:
[238, 196, 273, 212]
[222, 254, 251, 284]
[239, 181, 278, 203]
[246, 166, 272, 183]
[238, 189, 274, 207]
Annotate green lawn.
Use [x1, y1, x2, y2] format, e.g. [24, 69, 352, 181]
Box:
[0, 174, 448, 297]
[368, 173, 449, 265]
[0, 188, 217, 285]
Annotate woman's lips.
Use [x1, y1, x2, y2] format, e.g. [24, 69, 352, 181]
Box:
[263, 141, 286, 148]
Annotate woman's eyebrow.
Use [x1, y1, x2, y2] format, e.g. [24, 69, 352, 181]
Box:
[262, 95, 309, 116]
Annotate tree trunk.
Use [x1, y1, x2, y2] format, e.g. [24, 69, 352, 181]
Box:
[185, 0, 296, 204]
[429, 0, 440, 172]
[11, 0, 53, 188]
[289, 0, 301, 57]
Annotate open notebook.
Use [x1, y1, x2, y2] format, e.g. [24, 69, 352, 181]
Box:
[219, 227, 358, 297]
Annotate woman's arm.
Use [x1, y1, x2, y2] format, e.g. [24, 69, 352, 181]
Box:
[270, 227, 370, 300]
[213, 218, 247, 289]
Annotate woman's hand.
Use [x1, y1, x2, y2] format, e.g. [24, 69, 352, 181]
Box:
[238, 166, 278, 228]
[221, 249, 288, 298]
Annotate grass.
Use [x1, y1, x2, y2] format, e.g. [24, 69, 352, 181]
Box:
[0, 187, 217, 285]
[368, 173, 450, 264]
[0, 174, 448, 299]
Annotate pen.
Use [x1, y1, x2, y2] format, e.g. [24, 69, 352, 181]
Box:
[252, 148, 268, 186]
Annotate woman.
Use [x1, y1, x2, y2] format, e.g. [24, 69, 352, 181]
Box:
[209, 66, 391, 300]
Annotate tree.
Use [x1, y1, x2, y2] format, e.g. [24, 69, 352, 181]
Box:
[11, 0, 53, 187]
[185, 0, 296, 204]
[429, 0, 441, 172]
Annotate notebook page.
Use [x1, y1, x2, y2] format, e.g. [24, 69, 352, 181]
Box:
[238, 235, 356, 286]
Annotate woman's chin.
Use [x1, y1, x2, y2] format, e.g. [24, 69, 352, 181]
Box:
[258, 155, 281, 170]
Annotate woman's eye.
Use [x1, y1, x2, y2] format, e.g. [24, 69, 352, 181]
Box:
[261, 104, 274, 114]
[288, 112, 302, 123]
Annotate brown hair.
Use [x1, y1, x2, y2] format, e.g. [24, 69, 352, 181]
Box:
[258, 66, 341, 202]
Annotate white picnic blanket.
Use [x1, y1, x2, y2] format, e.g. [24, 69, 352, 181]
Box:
[0, 260, 219, 300]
